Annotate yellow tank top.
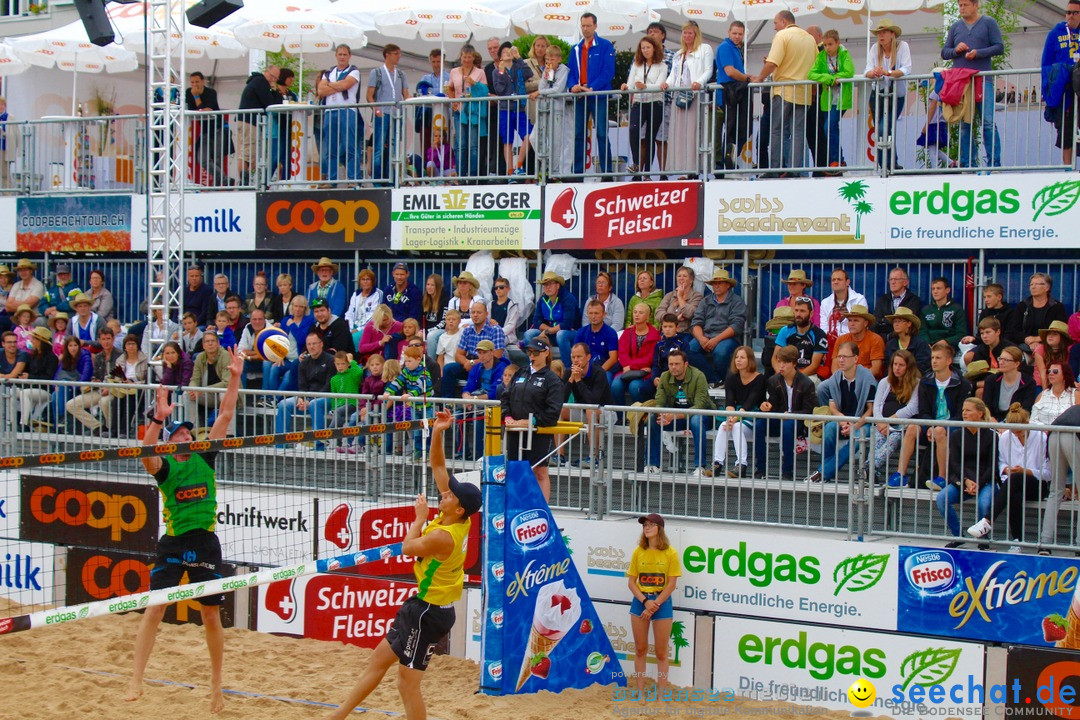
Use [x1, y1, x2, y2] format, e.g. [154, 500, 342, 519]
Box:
[413, 513, 470, 605]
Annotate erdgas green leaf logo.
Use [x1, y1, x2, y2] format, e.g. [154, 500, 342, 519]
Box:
[833, 553, 890, 595]
[1032, 180, 1080, 220]
[899, 648, 961, 690]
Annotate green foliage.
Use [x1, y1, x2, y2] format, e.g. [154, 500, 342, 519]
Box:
[264, 50, 314, 99]
[512, 35, 574, 66]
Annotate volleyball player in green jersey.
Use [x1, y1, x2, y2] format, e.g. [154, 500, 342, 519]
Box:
[326, 409, 482, 720]
[126, 347, 244, 714]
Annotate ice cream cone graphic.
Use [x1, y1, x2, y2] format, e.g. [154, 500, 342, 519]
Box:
[515, 580, 581, 691]
[1052, 584, 1080, 648]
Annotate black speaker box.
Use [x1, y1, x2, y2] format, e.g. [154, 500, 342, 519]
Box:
[187, 0, 244, 29]
[73, 0, 115, 47]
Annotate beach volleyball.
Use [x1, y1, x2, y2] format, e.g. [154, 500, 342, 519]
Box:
[255, 326, 290, 363]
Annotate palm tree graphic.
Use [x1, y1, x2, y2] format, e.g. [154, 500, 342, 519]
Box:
[671, 620, 689, 664]
[838, 180, 873, 241]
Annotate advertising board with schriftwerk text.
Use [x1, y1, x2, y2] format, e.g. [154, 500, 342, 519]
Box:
[391, 185, 541, 250]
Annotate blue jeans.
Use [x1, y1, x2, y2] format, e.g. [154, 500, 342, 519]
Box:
[321, 107, 360, 181]
[264, 359, 298, 392]
[371, 112, 393, 180]
[825, 104, 844, 165]
[647, 415, 708, 469]
[610, 373, 655, 406]
[50, 386, 75, 429]
[820, 421, 869, 481]
[524, 328, 574, 363]
[275, 396, 328, 449]
[754, 418, 796, 476]
[959, 76, 1001, 168]
[453, 114, 481, 177]
[688, 337, 737, 384]
[573, 94, 611, 175]
[937, 483, 998, 536]
[442, 361, 466, 399]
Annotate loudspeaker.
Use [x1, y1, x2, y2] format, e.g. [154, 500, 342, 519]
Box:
[72, 0, 115, 48]
[186, 0, 244, 29]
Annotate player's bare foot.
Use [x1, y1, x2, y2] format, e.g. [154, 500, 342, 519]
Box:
[209, 688, 225, 714]
[124, 682, 142, 702]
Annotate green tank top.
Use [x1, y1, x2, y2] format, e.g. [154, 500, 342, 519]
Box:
[156, 452, 218, 536]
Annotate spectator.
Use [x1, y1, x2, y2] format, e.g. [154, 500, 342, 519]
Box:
[866, 20, 912, 169]
[444, 300, 506, 399]
[872, 349, 921, 478]
[652, 313, 691, 390]
[420, 274, 448, 342]
[210, 274, 231, 315]
[396, 318, 423, 359]
[0, 98, 8, 187]
[1007, 272, 1068, 352]
[367, 44, 411, 181]
[689, 268, 745, 387]
[66, 327, 121, 433]
[611, 303, 661, 406]
[1034, 320, 1072, 388]
[307, 257, 346, 319]
[490, 277, 523, 346]
[755, 345, 818, 478]
[236, 308, 272, 387]
[884, 307, 932, 376]
[0, 264, 13, 332]
[889, 342, 972, 488]
[525, 271, 579, 362]
[963, 283, 1011, 348]
[872, 267, 923, 336]
[965, 317, 1017, 371]
[157, 340, 193, 388]
[106, 334, 148, 437]
[1041, 0, 1080, 165]
[808, 29, 854, 170]
[383, 262, 421, 324]
[224, 295, 248, 337]
[916, 86, 955, 169]
[424, 127, 456, 178]
[50, 335, 91, 429]
[492, 42, 534, 176]
[317, 44, 362, 183]
[1031, 361, 1079, 425]
[775, 269, 819, 327]
[183, 266, 215, 326]
[341, 354, 387, 454]
[185, 70, 226, 185]
[447, 46, 489, 177]
[774, 296, 828, 380]
[15, 327, 53, 428]
[531, 45, 572, 176]
[43, 263, 81, 320]
[418, 48, 451, 159]
[752, 12, 816, 175]
[245, 272, 273, 320]
[583, 271, 625, 330]
[269, 68, 298, 182]
[483, 38, 505, 175]
[236, 65, 280, 185]
[982, 346, 1037, 421]
[12, 304, 34, 352]
[48, 313, 69, 357]
[463, 339, 509, 406]
[327, 351, 364, 451]
[440, 272, 485, 335]
[0, 331, 26, 379]
[920, 277, 967, 349]
[178, 313, 204, 358]
[69, 293, 105, 345]
[275, 333, 334, 449]
[646, 23, 675, 172]
[655, 266, 703, 334]
[341, 270, 383, 338]
[502, 337, 564, 498]
[140, 307, 181, 358]
[627, 271, 662, 329]
[716, 21, 752, 173]
[568, 13, 615, 176]
[270, 273, 299, 326]
[623, 35, 666, 177]
[811, 340, 877, 483]
[356, 303, 401, 364]
[212, 311, 236, 350]
[310, 298, 353, 355]
[575, 300, 620, 380]
[661, 22, 712, 178]
[523, 37, 548, 132]
[283, 296, 315, 351]
[713, 345, 767, 478]
[819, 268, 869, 343]
[943, 0, 1003, 168]
[562, 341, 613, 467]
[1040, 402, 1080, 553]
[934, 397, 998, 542]
[645, 349, 714, 477]
[6, 259, 45, 321]
[381, 346, 434, 460]
[762, 307, 794, 377]
[185, 331, 234, 435]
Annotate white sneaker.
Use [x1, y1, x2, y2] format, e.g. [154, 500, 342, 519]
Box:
[966, 518, 992, 538]
[644, 465, 661, 474]
[1007, 545, 1022, 554]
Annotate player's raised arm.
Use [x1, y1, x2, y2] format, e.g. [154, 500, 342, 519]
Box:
[429, 409, 452, 493]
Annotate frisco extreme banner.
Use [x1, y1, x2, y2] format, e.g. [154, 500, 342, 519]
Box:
[391, 185, 541, 250]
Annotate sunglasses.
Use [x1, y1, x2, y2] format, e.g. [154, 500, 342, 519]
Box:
[495, 285, 507, 290]
[794, 296, 812, 303]
[1049, 368, 1062, 375]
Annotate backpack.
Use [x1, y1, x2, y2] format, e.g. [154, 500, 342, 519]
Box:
[319, 64, 359, 106]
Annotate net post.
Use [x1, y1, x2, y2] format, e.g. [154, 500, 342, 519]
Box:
[485, 404, 502, 457]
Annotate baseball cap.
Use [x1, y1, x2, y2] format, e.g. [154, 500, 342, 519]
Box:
[638, 513, 665, 528]
[55, 263, 72, 274]
[310, 298, 327, 309]
[522, 337, 550, 352]
[392, 262, 408, 272]
[164, 420, 194, 439]
[476, 339, 496, 351]
[448, 475, 482, 518]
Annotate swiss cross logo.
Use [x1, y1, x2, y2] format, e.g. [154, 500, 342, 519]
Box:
[551, 187, 578, 230]
[264, 578, 298, 623]
[325, 503, 353, 550]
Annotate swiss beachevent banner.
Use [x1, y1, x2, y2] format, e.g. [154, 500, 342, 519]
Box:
[391, 185, 541, 251]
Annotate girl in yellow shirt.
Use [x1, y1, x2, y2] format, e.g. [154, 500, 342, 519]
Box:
[626, 513, 680, 693]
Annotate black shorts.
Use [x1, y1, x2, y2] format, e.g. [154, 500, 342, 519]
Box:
[150, 530, 230, 606]
[1056, 101, 1076, 149]
[506, 430, 555, 467]
[386, 596, 456, 671]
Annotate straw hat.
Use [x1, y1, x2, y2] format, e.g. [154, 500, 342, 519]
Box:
[452, 271, 481, 290]
[964, 360, 995, 381]
[842, 305, 876, 324]
[29, 326, 52, 344]
[806, 406, 833, 446]
[884, 306, 921, 332]
[14, 303, 36, 320]
[311, 257, 339, 272]
[70, 292, 92, 308]
[870, 18, 902, 37]
[0, 265, 13, 279]
[540, 271, 564, 285]
[47, 312, 69, 331]
[765, 306, 795, 333]
[1039, 320, 1072, 343]
[706, 268, 738, 287]
[783, 269, 813, 287]
[15, 258, 36, 271]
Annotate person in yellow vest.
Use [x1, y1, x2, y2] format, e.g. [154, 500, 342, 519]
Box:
[326, 408, 481, 720]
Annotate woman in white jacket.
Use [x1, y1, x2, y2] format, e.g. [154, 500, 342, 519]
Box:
[661, 22, 712, 178]
[621, 35, 667, 178]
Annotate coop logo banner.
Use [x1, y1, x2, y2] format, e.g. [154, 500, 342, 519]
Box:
[16, 195, 131, 252]
[703, 178, 886, 250]
[256, 190, 391, 249]
[391, 186, 541, 251]
[897, 545, 1080, 646]
[886, 175, 1079, 248]
[542, 181, 703, 250]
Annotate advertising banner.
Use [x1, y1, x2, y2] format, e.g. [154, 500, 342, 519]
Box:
[0, 472, 19, 539]
[19, 473, 159, 553]
[481, 458, 623, 696]
[214, 486, 314, 567]
[703, 178, 887, 250]
[391, 185, 541, 251]
[256, 189, 391, 250]
[594, 600, 696, 688]
[713, 617, 985, 717]
[543, 181, 703, 250]
[131, 192, 256, 251]
[16, 195, 131, 252]
[0, 540, 55, 606]
[1005, 646, 1080, 718]
[897, 546, 1080, 647]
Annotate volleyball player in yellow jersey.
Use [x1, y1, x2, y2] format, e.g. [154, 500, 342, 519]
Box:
[326, 409, 481, 720]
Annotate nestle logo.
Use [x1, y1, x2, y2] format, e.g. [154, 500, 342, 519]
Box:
[510, 510, 550, 549]
[903, 551, 957, 593]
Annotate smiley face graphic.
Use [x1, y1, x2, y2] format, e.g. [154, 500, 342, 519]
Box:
[848, 678, 877, 708]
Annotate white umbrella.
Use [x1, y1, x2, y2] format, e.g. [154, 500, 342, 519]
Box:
[0, 42, 30, 77]
[103, 1, 246, 60]
[665, 0, 821, 24]
[9, 26, 138, 115]
[511, 0, 655, 37]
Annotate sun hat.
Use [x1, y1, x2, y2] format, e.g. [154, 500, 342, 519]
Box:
[884, 306, 921, 333]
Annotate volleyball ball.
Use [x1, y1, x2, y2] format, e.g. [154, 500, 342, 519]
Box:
[255, 327, 290, 363]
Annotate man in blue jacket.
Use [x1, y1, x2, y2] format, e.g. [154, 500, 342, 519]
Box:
[1041, 0, 1080, 164]
[567, 12, 615, 176]
[524, 271, 579, 362]
[461, 339, 509, 460]
[382, 262, 421, 324]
